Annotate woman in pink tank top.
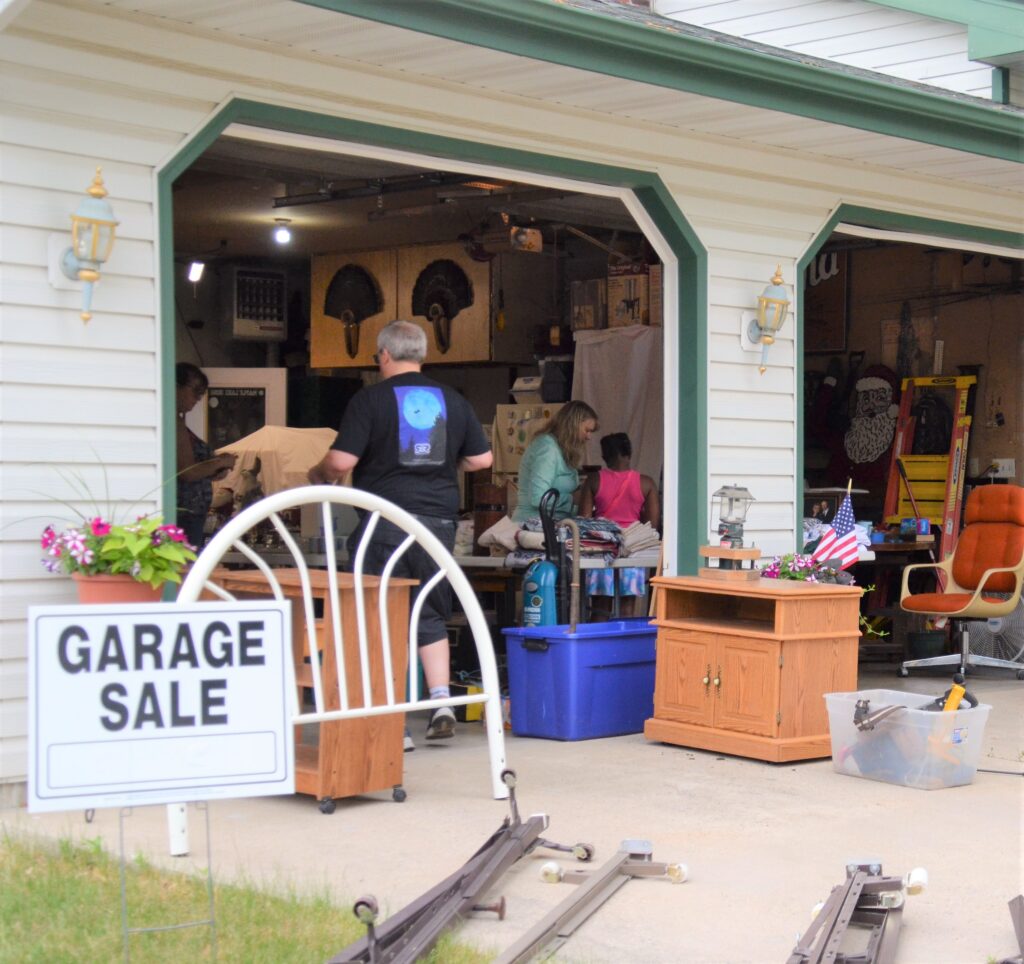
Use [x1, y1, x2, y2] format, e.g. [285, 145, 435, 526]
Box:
[580, 433, 660, 616]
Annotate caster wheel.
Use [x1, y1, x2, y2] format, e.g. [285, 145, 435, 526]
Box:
[392, 787, 407, 803]
[501, 769, 517, 789]
[540, 861, 563, 883]
[319, 797, 336, 814]
[353, 895, 379, 924]
[904, 867, 928, 895]
[897, 667, 909, 678]
[572, 843, 595, 862]
[666, 862, 688, 884]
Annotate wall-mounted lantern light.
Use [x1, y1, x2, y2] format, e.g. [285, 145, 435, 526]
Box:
[59, 167, 118, 322]
[740, 265, 791, 374]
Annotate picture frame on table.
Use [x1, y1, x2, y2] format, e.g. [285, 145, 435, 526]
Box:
[804, 494, 839, 524]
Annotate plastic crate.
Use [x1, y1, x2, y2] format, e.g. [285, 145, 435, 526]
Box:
[824, 688, 991, 790]
[502, 618, 656, 740]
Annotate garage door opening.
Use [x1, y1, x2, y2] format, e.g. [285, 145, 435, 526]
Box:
[166, 122, 687, 589]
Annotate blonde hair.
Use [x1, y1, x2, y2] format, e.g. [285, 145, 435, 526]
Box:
[542, 400, 598, 469]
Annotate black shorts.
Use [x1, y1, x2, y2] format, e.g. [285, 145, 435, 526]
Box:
[349, 515, 456, 648]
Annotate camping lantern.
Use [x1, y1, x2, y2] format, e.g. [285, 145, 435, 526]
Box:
[711, 484, 756, 548]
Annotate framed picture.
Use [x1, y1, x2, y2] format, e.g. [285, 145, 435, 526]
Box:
[804, 250, 848, 353]
[184, 367, 287, 446]
[804, 493, 840, 524]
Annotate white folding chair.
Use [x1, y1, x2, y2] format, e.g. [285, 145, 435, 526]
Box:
[177, 485, 508, 801]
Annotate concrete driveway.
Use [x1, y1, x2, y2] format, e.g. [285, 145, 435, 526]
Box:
[5, 666, 1022, 962]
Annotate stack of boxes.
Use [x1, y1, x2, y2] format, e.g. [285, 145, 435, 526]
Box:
[570, 262, 663, 331]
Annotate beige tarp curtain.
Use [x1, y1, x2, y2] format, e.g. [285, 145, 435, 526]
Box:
[571, 326, 664, 483]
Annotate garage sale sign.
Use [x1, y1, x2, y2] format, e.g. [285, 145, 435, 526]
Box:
[28, 602, 294, 812]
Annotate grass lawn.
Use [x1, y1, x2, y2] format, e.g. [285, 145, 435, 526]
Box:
[1, 833, 490, 963]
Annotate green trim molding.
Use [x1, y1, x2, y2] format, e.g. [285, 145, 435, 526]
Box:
[301, 0, 1023, 163]
[158, 98, 708, 572]
[795, 204, 1024, 542]
[992, 67, 1010, 105]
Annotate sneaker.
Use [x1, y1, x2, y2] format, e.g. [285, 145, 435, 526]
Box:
[403, 728, 415, 752]
[425, 706, 456, 741]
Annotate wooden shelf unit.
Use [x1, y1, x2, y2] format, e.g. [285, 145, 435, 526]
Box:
[208, 568, 416, 805]
[644, 576, 861, 762]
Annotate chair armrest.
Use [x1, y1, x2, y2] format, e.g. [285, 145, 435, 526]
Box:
[972, 563, 1024, 603]
[900, 559, 950, 604]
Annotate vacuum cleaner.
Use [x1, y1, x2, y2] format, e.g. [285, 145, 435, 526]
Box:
[522, 488, 563, 627]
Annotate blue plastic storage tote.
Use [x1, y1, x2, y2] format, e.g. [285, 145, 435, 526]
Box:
[502, 618, 657, 740]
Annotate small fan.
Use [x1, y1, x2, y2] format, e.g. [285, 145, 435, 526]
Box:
[968, 594, 1024, 664]
[324, 264, 383, 359]
[411, 259, 473, 354]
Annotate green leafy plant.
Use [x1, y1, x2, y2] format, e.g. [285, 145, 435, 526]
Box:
[760, 554, 888, 638]
[41, 515, 196, 588]
[33, 463, 196, 589]
[759, 552, 840, 582]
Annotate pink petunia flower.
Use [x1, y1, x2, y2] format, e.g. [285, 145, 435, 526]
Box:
[40, 526, 57, 549]
[89, 518, 112, 537]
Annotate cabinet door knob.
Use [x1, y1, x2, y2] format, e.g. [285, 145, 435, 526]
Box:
[713, 667, 721, 688]
[702, 665, 711, 687]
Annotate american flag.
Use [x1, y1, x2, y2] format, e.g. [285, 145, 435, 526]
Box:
[811, 493, 859, 570]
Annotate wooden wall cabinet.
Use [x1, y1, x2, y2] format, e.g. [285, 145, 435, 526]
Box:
[311, 249, 398, 369]
[644, 576, 861, 762]
[311, 243, 549, 369]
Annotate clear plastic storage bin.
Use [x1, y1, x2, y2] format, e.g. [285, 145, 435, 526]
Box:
[824, 688, 990, 790]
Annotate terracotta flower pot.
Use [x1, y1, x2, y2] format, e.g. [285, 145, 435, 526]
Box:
[72, 572, 163, 604]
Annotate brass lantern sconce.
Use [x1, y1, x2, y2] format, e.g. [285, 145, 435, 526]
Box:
[740, 265, 790, 374]
[58, 167, 118, 322]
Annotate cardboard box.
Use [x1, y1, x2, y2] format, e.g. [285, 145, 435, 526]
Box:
[510, 375, 543, 404]
[492, 403, 562, 475]
[648, 262, 663, 326]
[607, 262, 649, 327]
[570, 278, 607, 330]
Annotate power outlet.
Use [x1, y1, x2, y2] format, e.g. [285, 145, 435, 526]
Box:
[992, 458, 1016, 479]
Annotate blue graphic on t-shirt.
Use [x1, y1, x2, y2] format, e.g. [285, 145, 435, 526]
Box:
[395, 386, 447, 466]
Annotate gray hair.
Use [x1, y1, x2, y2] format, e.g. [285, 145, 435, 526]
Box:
[377, 320, 427, 362]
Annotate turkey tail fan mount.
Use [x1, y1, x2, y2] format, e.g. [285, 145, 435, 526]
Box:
[411, 259, 474, 354]
[323, 264, 383, 359]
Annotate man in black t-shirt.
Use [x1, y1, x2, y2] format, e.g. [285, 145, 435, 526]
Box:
[309, 320, 492, 744]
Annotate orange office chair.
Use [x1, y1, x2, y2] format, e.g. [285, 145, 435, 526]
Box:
[899, 484, 1024, 678]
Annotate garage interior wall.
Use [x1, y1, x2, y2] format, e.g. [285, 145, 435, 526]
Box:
[804, 241, 1022, 518]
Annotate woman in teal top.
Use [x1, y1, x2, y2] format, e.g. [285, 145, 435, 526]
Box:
[512, 400, 599, 523]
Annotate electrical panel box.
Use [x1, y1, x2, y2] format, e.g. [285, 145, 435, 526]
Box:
[232, 267, 287, 341]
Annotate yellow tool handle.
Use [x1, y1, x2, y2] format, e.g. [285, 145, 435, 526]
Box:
[942, 683, 965, 712]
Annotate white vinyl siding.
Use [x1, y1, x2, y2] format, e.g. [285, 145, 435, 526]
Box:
[0, 0, 1019, 790]
[654, 0, 994, 98]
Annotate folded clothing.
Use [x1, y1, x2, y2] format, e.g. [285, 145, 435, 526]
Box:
[478, 514, 520, 552]
[621, 521, 660, 557]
